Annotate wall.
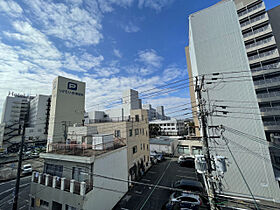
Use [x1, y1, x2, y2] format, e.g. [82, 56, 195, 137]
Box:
[47, 76, 85, 147]
[268, 5, 280, 53]
[83, 147, 128, 210]
[189, 0, 280, 201]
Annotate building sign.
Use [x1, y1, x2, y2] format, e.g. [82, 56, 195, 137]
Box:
[67, 82, 77, 91]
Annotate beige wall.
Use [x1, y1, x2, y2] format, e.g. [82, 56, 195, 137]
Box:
[185, 46, 201, 137]
[89, 109, 150, 173]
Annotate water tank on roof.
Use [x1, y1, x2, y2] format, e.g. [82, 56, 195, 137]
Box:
[195, 155, 207, 174]
[215, 156, 227, 173]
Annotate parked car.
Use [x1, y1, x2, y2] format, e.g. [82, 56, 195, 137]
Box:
[178, 156, 195, 168]
[150, 150, 164, 162]
[22, 164, 32, 174]
[31, 152, 39, 158]
[172, 179, 204, 195]
[164, 192, 202, 210]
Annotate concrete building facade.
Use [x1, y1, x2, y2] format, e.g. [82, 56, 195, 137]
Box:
[25, 95, 51, 144]
[142, 104, 169, 121]
[29, 146, 128, 210]
[47, 76, 85, 150]
[188, 0, 280, 202]
[149, 118, 185, 136]
[88, 109, 150, 181]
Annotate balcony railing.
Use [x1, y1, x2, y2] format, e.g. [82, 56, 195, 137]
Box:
[254, 76, 280, 86]
[248, 49, 277, 61]
[245, 36, 274, 50]
[257, 91, 280, 99]
[243, 25, 270, 38]
[251, 62, 280, 72]
[260, 107, 280, 112]
[263, 121, 280, 126]
[238, 3, 264, 17]
[240, 13, 266, 28]
[32, 172, 93, 196]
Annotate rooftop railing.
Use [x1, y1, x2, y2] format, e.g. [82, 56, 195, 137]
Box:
[32, 172, 93, 196]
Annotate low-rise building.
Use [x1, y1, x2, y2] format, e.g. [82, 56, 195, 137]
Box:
[149, 118, 185, 136]
[88, 109, 150, 182]
[30, 141, 128, 210]
[149, 137, 178, 155]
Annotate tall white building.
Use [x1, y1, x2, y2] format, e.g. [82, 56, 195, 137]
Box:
[142, 104, 169, 121]
[47, 76, 85, 150]
[25, 95, 51, 143]
[187, 0, 280, 202]
[0, 94, 33, 151]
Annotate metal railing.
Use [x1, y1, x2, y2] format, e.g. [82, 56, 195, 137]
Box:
[243, 25, 269, 38]
[260, 107, 280, 112]
[254, 76, 280, 86]
[238, 3, 263, 17]
[257, 91, 280, 99]
[245, 36, 273, 49]
[248, 49, 277, 61]
[241, 13, 266, 28]
[251, 62, 280, 72]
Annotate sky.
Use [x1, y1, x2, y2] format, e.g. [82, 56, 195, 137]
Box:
[0, 0, 279, 118]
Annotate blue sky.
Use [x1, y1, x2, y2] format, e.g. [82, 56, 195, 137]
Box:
[0, 0, 279, 117]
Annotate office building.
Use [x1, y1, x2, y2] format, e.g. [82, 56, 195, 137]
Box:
[0, 93, 33, 151]
[149, 118, 185, 136]
[187, 0, 280, 202]
[47, 76, 85, 150]
[88, 109, 150, 182]
[25, 95, 51, 144]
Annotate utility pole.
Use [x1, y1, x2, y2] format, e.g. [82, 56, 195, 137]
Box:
[195, 76, 217, 210]
[12, 121, 26, 210]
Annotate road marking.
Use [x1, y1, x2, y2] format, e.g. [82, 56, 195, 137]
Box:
[141, 179, 151, 182]
[0, 175, 32, 186]
[0, 183, 30, 196]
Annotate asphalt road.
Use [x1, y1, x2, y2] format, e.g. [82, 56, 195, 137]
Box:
[114, 157, 208, 210]
[0, 175, 31, 210]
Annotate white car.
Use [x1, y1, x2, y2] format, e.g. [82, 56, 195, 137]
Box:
[177, 155, 194, 164]
[169, 192, 201, 209]
[22, 164, 32, 174]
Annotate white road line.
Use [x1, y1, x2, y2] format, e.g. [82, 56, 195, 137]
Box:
[0, 175, 32, 186]
[176, 175, 197, 179]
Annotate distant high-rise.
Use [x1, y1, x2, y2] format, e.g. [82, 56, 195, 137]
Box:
[47, 76, 85, 150]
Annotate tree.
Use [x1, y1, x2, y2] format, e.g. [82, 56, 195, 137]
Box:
[149, 124, 161, 137]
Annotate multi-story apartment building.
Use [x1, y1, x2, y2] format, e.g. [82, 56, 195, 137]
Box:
[142, 104, 169, 121]
[187, 0, 280, 202]
[149, 118, 185, 136]
[30, 141, 128, 210]
[0, 94, 33, 151]
[25, 95, 51, 144]
[88, 109, 150, 182]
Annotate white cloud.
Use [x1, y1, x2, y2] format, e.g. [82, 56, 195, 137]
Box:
[138, 0, 173, 11]
[162, 65, 186, 82]
[113, 49, 122, 58]
[0, 0, 22, 17]
[137, 49, 163, 68]
[123, 22, 140, 33]
[24, 0, 103, 47]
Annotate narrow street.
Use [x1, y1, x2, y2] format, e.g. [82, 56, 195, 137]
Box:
[114, 157, 207, 210]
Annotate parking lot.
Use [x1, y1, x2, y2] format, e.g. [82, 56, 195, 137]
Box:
[114, 157, 208, 210]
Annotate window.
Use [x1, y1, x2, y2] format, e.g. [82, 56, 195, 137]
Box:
[115, 130, 121, 137]
[143, 143, 145, 150]
[135, 115, 139, 122]
[133, 146, 137, 154]
[31, 197, 35, 207]
[144, 156, 146, 162]
[44, 163, 63, 177]
[66, 205, 77, 210]
[146, 130, 148, 136]
[72, 167, 88, 182]
[141, 144, 143, 150]
[135, 129, 139, 135]
[40, 200, 49, 208]
[171, 123, 175, 126]
[142, 128, 144, 135]
[129, 129, 133, 137]
[147, 144, 149, 150]
[142, 115, 144, 121]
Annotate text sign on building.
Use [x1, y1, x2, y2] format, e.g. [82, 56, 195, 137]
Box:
[68, 82, 78, 91]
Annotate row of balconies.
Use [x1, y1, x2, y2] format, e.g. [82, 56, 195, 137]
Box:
[251, 62, 280, 73]
[248, 49, 279, 64]
[254, 76, 280, 86]
[246, 36, 276, 53]
[238, 2, 265, 20]
[31, 171, 93, 196]
[240, 13, 268, 31]
[243, 24, 272, 42]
